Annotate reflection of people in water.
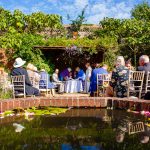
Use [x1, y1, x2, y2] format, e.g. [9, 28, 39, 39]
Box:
[139, 124, 150, 144]
[116, 132, 125, 143]
[115, 118, 150, 144]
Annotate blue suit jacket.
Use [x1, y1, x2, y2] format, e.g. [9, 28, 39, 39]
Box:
[76, 69, 85, 81]
[90, 68, 108, 93]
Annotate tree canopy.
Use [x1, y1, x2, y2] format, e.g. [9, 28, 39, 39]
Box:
[0, 2, 150, 71]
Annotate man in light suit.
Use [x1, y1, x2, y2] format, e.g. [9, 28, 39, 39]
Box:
[52, 69, 64, 94]
[84, 63, 92, 93]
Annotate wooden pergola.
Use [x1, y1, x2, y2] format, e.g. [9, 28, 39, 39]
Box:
[34, 46, 90, 51]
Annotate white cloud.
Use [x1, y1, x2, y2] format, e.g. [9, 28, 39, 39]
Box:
[86, 1, 132, 24]
[74, 0, 88, 9]
[11, 6, 29, 13]
[90, 3, 109, 14]
[87, 13, 106, 24]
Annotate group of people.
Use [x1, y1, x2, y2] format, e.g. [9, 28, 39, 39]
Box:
[10, 57, 92, 96]
[89, 55, 150, 99]
[8, 54, 150, 100]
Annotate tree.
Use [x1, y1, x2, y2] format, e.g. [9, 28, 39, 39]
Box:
[131, 1, 150, 21]
[0, 7, 13, 33]
[67, 5, 87, 32]
[24, 12, 62, 33]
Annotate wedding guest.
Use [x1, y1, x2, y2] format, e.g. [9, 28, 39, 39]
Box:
[84, 63, 92, 93]
[138, 55, 150, 73]
[33, 66, 41, 88]
[52, 69, 64, 94]
[40, 69, 56, 96]
[110, 56, 129, 98]
[125, 59, 134, 71]
[60, 68, 72, 81]
[75, 67, 85, 81]
[90, 64, 108, 96]
[11, 58, 39, 96]
[138, 55, 150, 99]
[27, 63, 34, 77]
[26, 63, 40, 89]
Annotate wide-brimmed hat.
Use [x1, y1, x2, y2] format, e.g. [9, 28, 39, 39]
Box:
[13, 58, 26, 68]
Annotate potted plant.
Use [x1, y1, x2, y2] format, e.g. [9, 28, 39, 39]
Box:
[67, 5, 87, 38]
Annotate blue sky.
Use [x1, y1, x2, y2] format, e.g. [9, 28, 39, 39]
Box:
[0, 0, 146, 24]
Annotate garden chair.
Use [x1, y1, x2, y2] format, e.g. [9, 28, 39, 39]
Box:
[145, 71, 150, 93]
[39, 74, 55, 97]
[29, 76, 39, 89]
[127, 71, 145, 99]
[96, 74, 111, 97]
[11, 75, 26, 98]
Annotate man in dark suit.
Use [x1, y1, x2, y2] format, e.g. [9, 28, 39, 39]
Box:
[11, 58, 39, 96]
[138, 55, 150, 100]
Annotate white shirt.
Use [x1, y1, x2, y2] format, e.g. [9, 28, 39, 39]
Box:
[85, 66, 92, 80]
[52, 73, 60, 82]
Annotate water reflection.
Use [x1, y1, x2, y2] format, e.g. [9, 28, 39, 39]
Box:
[13, 123, 25, 133]
[0, 109, 149, 150]
[62, 144, 101, 150]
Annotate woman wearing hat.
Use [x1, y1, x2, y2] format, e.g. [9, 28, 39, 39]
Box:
[27, 63, 41, 89]
[11, 58, 39, 96]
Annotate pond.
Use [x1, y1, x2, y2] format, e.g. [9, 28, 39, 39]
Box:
[0, 109, 150, 150]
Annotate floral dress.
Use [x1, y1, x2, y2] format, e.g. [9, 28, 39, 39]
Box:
[111, 65, 129, 98]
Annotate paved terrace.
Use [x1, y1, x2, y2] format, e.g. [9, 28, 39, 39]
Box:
[0, 94, 150, 112]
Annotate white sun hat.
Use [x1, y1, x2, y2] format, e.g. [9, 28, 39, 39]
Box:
[13, 57, 26, 68]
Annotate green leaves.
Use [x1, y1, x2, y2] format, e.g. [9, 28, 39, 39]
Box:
[0, 7, 63, 34]
[24, 12, 62, 33]
[68, 5, 87, 32]
[131, 2, 150, 21]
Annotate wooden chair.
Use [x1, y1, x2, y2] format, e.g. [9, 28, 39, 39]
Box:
[96, 74, 111, 97]
[128, 71, 145, 99]
[29, 76, 39, 89]
[145, 71, 150, 93]
[39, 74, 54, 97]
[11, 75, 26, 98]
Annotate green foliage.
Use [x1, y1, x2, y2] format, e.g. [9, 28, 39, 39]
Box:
[0, 32, 52, 72]
[27, 106, 67, 115]
[46, 37, 98, 53]
[0, 7, 63, 34]
[131, 1, 150, 21]
[0, 2, 150, 71]
[3, 110, 14, 116]
[68, 6, 87, 32]
[0, 88, 12, 99]
[0, 7, 64, 72]
[25, 12, 63, 33]
[95, 2, 150, 67]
